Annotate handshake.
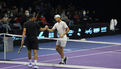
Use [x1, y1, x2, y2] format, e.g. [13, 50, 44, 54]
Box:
[45, 25, 49, 30]
[44, 25, 65, 38]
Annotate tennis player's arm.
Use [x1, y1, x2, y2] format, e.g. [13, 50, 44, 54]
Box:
[21, 28, 26, 46]
[63, 27, 70, 35]
[47, 28, 55, 32]
[47, 24, 56, 32]
[40, 27, 46, 31]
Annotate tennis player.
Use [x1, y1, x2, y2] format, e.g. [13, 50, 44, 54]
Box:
[21, 16, 46, 69]
[46, 14, 70, 64]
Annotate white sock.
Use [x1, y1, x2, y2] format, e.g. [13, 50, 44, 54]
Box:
[29, 59, 32, 63]
[61, 57, 65, 63]
[61, 59, 64, 63]
[34, 60, 37, 65]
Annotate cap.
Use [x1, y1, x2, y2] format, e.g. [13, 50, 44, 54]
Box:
[54, 14, 61, 19]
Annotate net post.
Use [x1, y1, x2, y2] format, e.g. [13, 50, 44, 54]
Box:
[3, 33, 6, 60]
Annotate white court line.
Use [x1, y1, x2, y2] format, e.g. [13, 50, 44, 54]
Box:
[24, 46, 72, 51]
[13, 45, 120, 60]
[0, 49, 120, 69]
[0, 65, 23, 69]
[39, 48, 72, 51]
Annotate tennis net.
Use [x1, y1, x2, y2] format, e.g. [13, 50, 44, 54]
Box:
[0, 33, 121, 69]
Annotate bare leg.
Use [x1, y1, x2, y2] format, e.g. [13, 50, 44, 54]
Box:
[33, 49, 38, 60]
[33, 49, 39, 68]
[28, 50, 32, 60]
[28, 50, 32, 67]
[56, 46, 65, 59]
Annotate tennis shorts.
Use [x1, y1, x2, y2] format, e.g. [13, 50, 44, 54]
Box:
[24, 37, 39, 50]
[56, 35, 68, 47]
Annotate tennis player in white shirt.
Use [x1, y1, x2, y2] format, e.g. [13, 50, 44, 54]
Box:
[46, 14, 70, 64]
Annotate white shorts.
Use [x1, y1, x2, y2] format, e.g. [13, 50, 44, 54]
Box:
[56, 35, 68, 47]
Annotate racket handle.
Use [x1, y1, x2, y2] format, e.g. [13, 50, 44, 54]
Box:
[18, 46, 22, 54]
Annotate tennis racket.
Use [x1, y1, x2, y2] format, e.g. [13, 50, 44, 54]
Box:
[18, 46, 23, 54]
[18, 40, 24, 54]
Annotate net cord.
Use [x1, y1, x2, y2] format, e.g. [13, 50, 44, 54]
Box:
[0, 61, 115, 69]
[0, 33, 121, 45]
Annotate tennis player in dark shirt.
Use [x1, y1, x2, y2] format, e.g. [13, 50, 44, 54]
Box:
[21, 16, 46, 69]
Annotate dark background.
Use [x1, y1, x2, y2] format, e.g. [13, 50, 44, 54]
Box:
[4, 0, 120, 23]
[1, 0, 121, 30]
[4, 0, 120, 17]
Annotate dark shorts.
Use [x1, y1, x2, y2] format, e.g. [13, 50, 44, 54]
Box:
[24, 37, 39, 50]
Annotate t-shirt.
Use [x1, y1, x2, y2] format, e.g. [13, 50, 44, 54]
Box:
[52, 21, 68, 35]
[24, 21, 41, 39]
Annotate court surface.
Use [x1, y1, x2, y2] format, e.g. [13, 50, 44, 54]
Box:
[0, 35, 121, 69]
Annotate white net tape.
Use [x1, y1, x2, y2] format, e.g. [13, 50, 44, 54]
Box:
[0, 33, 121, 45]
[0, 61, 115, 69]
